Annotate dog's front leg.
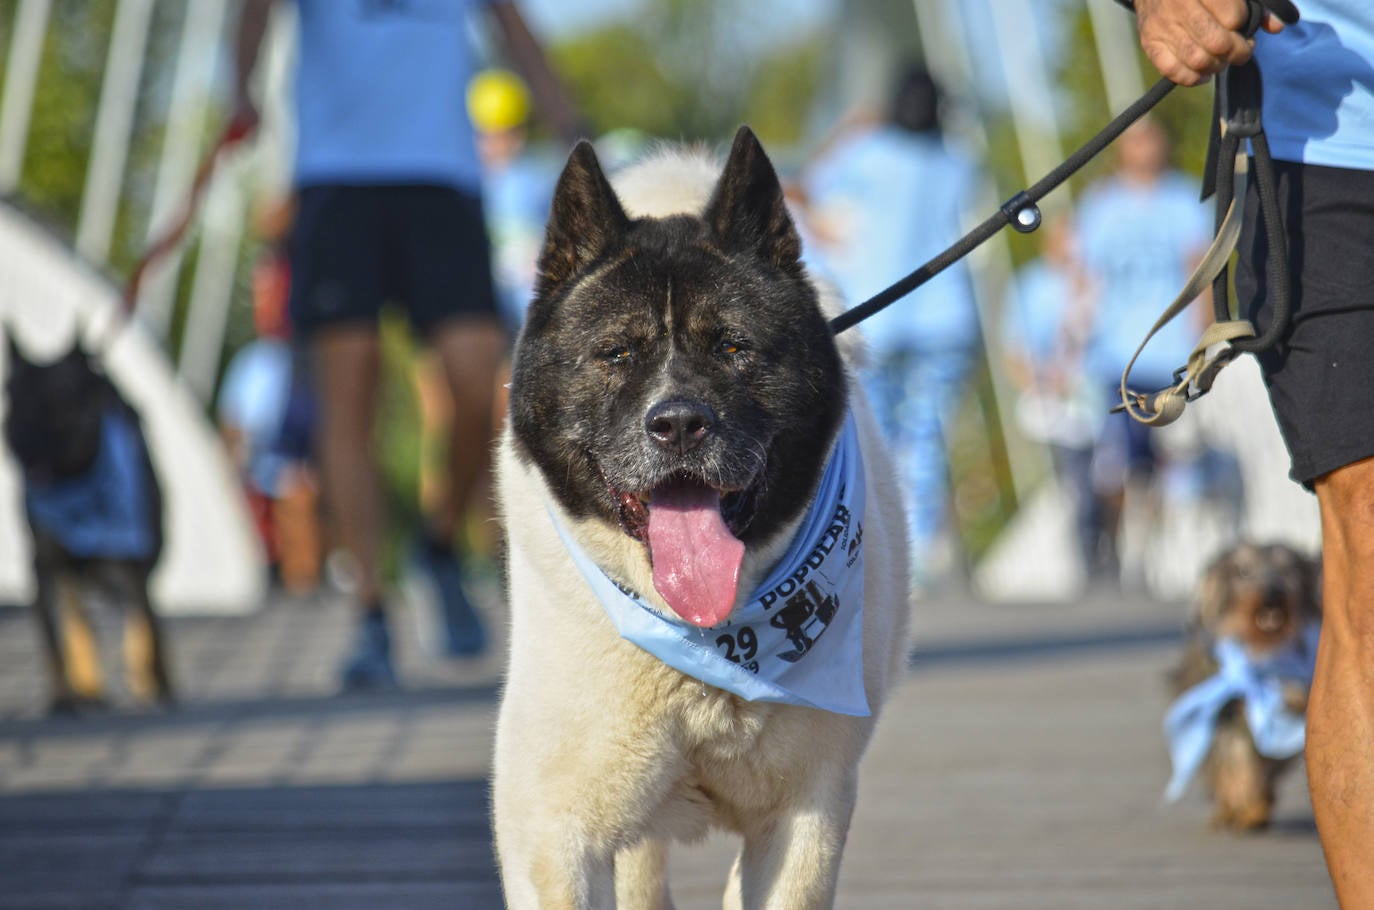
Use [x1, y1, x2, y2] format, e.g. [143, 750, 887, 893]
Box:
[733, 773, 858, 910]
[494, 718, 680, 909]
[615, 836, 673, 909]
[31, 568, 75, 710]
[122, 576, 174, 705]
[58, 582, 105, 702]
[496, 819, 617, 910]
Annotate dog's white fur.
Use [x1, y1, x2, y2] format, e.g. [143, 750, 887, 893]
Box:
[493, 147, 910, 909]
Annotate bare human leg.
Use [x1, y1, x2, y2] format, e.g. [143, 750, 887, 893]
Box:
[1308, 455, 1374, 906]
[313, 325, 394, 687]
[427, 315, 505, 540]
[411, 315, 505, 657]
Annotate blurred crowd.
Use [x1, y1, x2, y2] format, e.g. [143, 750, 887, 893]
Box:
[792, 66, 1258, 598]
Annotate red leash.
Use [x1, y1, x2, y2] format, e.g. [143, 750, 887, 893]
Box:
[120, 115, 256, 316]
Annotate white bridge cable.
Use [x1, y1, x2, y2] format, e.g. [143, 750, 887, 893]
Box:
[988, 0, 1072, 214]
[138, 0, 229, 340]
[911, 0, 1043, 502]
[178, 157, 245, 405]
[75, 0, 155, 264]
[0, 0, 52, 194]
[1087, 0, 1147, 115]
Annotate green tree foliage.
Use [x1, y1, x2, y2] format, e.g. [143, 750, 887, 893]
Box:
[549, 25, 693, 140]
[548, 2, 828, 148]
[4, 2, 111, 231]
[2, 0, 186, 274]
[742, 37, 828, 148]
[0, 2, 258, 379]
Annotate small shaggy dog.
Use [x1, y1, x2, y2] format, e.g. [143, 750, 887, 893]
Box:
[1165, 542, 1321, 830]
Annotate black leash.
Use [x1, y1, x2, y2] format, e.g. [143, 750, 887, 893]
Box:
[829, 0, 1299, 406]
[830, 76, 1175, 336]
[1205, 60, 1289, 356]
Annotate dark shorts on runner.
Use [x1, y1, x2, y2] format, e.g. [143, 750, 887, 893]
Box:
[1235, 159, 1374, 488]
[287, 183, 499, 338]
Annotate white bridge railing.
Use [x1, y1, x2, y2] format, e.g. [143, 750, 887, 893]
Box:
[0, 0, 295, 403]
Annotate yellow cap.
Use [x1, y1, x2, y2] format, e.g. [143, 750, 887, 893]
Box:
[467, 69, 532, 133]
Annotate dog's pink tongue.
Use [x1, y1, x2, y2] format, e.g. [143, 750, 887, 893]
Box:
[648, 483, 744, 627]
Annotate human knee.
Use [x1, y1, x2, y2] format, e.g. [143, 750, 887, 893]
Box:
[1307, 462, 1374, 652]
[1316, 457, 1374, 554]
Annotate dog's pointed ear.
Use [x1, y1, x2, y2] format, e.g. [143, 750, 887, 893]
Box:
[64, 314, 93, 364]
[4, 322, 29, 369]
[537, 140, 630, 295]
[1194, 550, 1232, 634]
[704, 126, 801, 270]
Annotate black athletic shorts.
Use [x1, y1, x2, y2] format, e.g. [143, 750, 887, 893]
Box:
[287, 183, 499, 338]
[1235, 159, 1374, 488]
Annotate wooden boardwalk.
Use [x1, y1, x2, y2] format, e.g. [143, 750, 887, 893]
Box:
[0, 589, 1334, 908]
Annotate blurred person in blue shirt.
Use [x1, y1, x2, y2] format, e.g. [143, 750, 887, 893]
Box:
[233, 0, 581, 689]
[803, 65, 982, 586]
[1001, 218, 1107, 579]
[469, 69, 560, 334]
[1073, 117, 1212, 580]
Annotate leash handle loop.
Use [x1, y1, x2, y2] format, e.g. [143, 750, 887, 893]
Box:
[1116, 152, 1253, 426]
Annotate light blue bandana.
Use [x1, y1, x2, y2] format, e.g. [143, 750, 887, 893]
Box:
[554, 413, 870, 716]
[24, 409, 157, 561]
[1163, 624, 1320, 802]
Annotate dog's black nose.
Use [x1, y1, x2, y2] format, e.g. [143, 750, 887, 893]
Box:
[646, 399, 714, 453]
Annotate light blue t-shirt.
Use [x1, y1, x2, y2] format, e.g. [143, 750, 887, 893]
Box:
[481, 150, 558, 329]
[1003, 259, 1074, 368]
[217, 339, 293, 495]
[1255, 0, 1374, 170]
[292, 0, 492, 190]
[804, 126, 980, 356]
[1074, 172, 1211, 385]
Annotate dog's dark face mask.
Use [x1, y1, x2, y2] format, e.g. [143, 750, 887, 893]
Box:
[4, 334, 107, 484]
[509, 126, 846, 625]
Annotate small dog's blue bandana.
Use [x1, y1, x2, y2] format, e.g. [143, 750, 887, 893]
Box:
[555, 413, 870, 716]
[1163, 623, 1320, 802]
[24, 409, 157, 561]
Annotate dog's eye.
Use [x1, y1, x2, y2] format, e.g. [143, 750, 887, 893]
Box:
[717, 338, 746, 356]
[601, 346, 633, 365]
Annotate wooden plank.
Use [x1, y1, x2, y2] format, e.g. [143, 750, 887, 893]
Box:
[0, 832, 144, 903]
[136, 831, 497, 882]
[171, 782, 490, 831]
[126, 882, 504, 910]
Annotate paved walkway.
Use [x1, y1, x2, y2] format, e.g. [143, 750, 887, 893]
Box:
[0, 586, 1334, 908]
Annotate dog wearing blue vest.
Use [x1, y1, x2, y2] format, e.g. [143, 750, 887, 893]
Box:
[1164, 542, 1321, 831]
[492, 127, 911, 908]
[3, 329, 173, 713]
